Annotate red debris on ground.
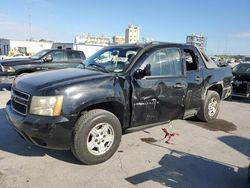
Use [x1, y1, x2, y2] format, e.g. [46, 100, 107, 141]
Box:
[160, 128, 179, 144]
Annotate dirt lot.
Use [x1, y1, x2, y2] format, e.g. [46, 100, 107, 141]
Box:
[0, 90, 249, 188]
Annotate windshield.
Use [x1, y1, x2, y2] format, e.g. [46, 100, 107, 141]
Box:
[31, 49, 50, 59]
[233, 64, 250, 74]
[80, 46, 140, 73]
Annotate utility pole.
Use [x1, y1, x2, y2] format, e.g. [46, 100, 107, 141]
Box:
[27, 5, 33, 40]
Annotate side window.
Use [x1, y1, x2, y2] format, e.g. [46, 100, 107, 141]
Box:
[184, 49, 198, 71]
[140, 48, 182, 76]
[50, 51, 65, 62]
[68, 51, 81, 60]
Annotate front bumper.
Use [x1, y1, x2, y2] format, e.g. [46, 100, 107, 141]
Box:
[5, 100, 75, 150]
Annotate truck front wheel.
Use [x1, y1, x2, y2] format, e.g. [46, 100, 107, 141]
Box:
[197, 91, 220, 122]
[71, 109, 122, 165]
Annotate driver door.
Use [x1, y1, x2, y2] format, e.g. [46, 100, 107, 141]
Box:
[41, 50, 66, 70]
[131, 46, 187, 127]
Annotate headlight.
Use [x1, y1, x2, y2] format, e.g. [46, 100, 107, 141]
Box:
[30, 96, 63, 116]
[2, 66, 15, 73]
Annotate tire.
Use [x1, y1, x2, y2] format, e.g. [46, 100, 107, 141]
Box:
[197, 90, 220, 122]
[71, 109, 122, 165]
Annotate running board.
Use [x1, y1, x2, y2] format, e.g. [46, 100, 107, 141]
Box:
[125, 120, 171, 134]
[231, 93, 249, 98]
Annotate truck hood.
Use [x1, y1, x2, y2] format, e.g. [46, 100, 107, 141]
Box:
[0, 57, 37, 66]
[14, 68, 112, 95]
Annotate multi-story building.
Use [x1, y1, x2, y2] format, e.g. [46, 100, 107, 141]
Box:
[125, 24, 140, 44]
[112, 36, 125, 44]
[186, 33, 207, 52]
[75, 34, 110, 45]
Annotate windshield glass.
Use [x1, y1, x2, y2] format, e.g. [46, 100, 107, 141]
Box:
[80, 46, 140, 73]
[233, 64, 250, 74]
[31, 49, 50, 59]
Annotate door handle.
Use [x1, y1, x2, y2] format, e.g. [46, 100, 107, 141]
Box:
[173, 83, 185, 88]
[195, 76, 202, 81]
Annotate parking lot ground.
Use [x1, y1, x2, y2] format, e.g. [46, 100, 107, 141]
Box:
[0, 90, 249, 188]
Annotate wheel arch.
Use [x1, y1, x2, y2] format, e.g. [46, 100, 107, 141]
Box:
[76, 100, 125, 128]
[206, 83, 223, 99]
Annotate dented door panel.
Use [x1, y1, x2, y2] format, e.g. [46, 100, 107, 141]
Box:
[131, 76, 187, 127]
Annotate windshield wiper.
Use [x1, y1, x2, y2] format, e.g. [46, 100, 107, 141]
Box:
[87, 63, 109, 73]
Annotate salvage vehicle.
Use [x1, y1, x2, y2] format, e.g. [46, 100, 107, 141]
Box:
[6, 42, 232, 164]
[242, 56, 250, 63]
[0, 49, 86, 84]
[231, 63, 250, 98]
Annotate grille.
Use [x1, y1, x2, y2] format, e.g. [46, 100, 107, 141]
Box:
[11, 88, 30, 115]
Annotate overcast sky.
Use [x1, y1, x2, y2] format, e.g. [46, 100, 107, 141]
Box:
[0, 0, 249, 55]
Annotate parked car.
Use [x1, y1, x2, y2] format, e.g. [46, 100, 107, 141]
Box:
[216, 60, 229, 67]
[242, 56, 250, 63]
[231, 63, 250, 98]
[0, 55, 7, 60]
[4, 53, 30, 59]
[0, 49, 86, 84]
[6, 42, 232, 165]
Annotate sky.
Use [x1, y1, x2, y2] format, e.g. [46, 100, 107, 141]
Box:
[0, 0, 249, 55]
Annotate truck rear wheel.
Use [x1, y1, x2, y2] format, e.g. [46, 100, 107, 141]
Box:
[71, 109, 122, 165]
[197, 91, 220, 122]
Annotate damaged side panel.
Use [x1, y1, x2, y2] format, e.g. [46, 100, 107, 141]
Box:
[131, 76, 187, 127]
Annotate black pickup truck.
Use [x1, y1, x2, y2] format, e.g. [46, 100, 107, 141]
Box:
[0, 49, 86, 84]
[6, 42, 232, 164]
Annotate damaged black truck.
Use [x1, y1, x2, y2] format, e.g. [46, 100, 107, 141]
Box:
[6, 42, 232, 164]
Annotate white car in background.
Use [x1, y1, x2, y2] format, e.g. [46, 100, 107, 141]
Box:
[5, 53, 30, 59]
[0, 55, 7, 60]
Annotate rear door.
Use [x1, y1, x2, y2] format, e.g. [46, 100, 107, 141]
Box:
[66, 51, 85, 68]
[183, 47, 203, 111]
[131, 46, 187, 127]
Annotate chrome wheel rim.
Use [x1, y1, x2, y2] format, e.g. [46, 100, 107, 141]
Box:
[208, 97, 218, 117]
[87, 123, 114, 156]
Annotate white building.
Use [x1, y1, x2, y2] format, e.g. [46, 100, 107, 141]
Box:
[75, 34, 110, 45]
[186, 33, 207, 52]
[0, 39, 53, 55]
[73, 44, 105, 58]
[113, 36, 125, 44]
[0, 38, 104, 58]
[52, 42, 73, 50]
[125, 24, 140, 44]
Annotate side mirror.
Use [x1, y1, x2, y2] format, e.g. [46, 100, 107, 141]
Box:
[43, 55, 53, 62]
[77, 62, 85, 69]
[134, 64, 151, 79]
[134, 69, 145, 79]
